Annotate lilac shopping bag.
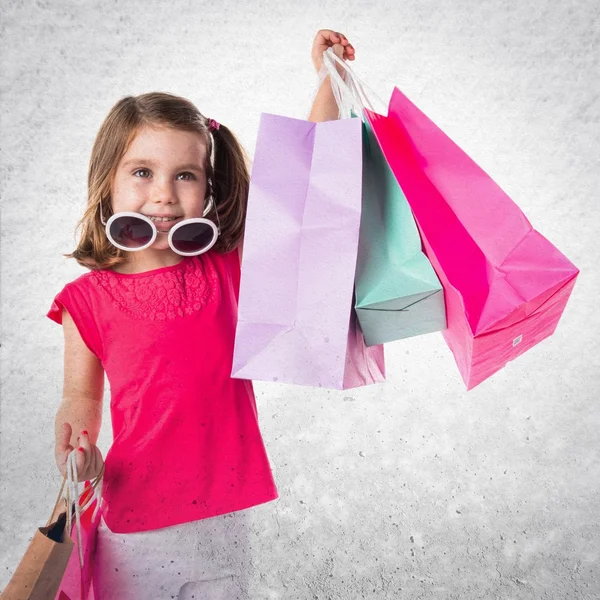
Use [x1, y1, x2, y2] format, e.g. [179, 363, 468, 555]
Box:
[231, 113, 385, 389]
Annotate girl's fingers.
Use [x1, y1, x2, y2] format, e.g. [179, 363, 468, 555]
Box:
[76, 446, 88, 481]
[334, 32, 354, 49]
[318, 29, 350, 47]
[89, 449, 99, 480]
[312, 30, 356, 72]
[57, 444, 73, 478]
[315, 29, 331, 48]
[56, 431, 103, 482]
[78, 430, 91, 479]
[57, 422, 72, 453]
[66, 445, 99, 482]
[77, 431, 105, 480]
[79, 429, 91, 452]
[342, 40, 355, 59]
[56, 423, 73, 478]
[333, 43, 345, 58]
[324, 31, 356, 60]
[91, 446, 104, 479]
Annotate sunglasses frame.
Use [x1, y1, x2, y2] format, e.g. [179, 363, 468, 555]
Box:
[104, 211, 220, 256]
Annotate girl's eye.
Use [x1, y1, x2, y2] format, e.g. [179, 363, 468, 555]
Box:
[132, 169, 196, 181]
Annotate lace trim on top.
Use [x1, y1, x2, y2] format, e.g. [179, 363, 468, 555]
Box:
[89, 256, 219, 321]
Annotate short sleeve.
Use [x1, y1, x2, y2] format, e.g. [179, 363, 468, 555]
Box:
[47, 282, 104, 361]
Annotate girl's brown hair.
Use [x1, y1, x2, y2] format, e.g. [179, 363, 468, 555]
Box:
[66, 92, 250, 270]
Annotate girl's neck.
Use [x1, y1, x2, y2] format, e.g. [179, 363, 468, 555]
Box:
[111, 249, 186, 275]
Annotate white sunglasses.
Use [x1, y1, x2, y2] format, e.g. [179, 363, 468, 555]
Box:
[100, 205, 221, 257]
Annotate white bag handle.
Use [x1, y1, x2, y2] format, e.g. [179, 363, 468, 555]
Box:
[319, 47, 388, 118]
[62, 450, 104, 570]
[320, 50, 363, 118]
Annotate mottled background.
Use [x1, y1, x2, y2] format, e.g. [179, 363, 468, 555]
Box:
[1, 0, 599, 598]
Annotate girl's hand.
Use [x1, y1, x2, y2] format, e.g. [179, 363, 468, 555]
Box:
[311, 29, 355, 74]
[55, 422, 104, 482]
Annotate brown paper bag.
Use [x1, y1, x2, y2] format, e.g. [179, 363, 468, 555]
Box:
[1, 479, 74, 600]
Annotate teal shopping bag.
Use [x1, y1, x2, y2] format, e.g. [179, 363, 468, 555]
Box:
[321, 48, 446, 347]
[353, 115, 447, 346]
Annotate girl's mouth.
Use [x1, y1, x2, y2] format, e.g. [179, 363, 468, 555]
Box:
[146, 216, 180, 223]
[148, 217, 179, 223]
[144, 215, 182, 233]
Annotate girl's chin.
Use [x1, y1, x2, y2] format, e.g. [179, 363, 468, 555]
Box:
[148, 236, 172, 251]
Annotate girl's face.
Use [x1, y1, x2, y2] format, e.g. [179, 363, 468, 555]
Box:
[110, 124, 209, 253]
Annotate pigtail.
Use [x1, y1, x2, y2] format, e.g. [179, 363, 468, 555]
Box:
[205, 124, 251, 254]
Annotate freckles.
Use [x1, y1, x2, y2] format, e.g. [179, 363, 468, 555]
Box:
[111, 175, 125, 201]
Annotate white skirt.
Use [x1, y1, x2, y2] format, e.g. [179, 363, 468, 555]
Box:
[93, 509, 253, 600]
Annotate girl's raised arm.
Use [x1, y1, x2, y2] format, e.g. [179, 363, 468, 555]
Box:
[308, 29, 355, 123]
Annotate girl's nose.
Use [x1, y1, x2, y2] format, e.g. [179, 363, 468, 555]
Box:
[151, 180, 177, 205]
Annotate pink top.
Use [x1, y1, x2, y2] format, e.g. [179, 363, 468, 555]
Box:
[47, 249, 278, 533]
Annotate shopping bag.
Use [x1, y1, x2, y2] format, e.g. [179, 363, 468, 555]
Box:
[54, 476, 103, 600]
[356, 116, 447, 346]
[231, 111, 386, 389]
[0, 494, 73, 600]
[2, 455, 103, 600]
[364, 87, 579, 389]
[321, 48, 446, 347]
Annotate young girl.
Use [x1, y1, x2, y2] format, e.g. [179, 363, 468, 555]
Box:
[48, 29, 355, 599]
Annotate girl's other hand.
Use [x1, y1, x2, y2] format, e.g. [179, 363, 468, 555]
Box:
[311, 29, 355, 74]
[55, 422, 104, 482]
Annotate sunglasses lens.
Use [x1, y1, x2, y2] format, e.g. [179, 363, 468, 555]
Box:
[109, 216, 154, 249]
[171, 222, 215, 254]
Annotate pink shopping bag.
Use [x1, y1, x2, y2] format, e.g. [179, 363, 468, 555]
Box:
[231, 113, 385, 389]
[55, 482, 102, 600]
[365, 88, 579, 389]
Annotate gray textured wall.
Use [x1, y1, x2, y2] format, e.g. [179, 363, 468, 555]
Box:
[1, 0, 599, 598]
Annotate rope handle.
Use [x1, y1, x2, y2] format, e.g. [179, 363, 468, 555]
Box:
[46, 461, 104, 527]
[47, 453, 105, 571]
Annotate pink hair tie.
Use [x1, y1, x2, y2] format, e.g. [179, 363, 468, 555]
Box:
[207, 118, 220, 132]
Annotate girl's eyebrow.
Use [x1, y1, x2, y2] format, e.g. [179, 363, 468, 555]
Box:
[122, 158, 204, 172]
